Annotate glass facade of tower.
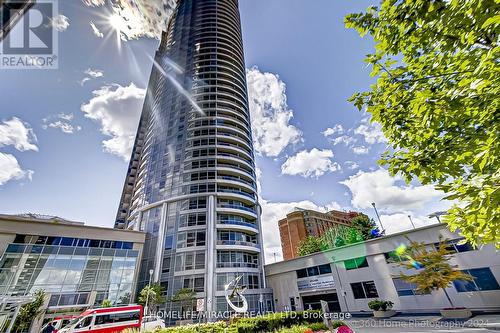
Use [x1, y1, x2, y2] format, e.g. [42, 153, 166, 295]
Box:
[115, 0, 273, 317]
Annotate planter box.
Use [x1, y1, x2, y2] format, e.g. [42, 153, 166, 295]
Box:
[373, 310, 396, 318]
[440, 308, 472, 319]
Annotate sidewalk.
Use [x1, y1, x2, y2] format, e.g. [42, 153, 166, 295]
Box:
[344, 314, 500, 331]
[464, 314, 500, 331]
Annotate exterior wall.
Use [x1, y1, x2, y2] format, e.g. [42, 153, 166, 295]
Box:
[0, 215, 145, 308]
[279, 209, 358, 260]
[266, 224, 500, 313]
[114, 0, 273, 318]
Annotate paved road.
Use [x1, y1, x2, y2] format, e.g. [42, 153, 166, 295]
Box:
[344, 319, 498, 333]
[351, 326, 496, 332]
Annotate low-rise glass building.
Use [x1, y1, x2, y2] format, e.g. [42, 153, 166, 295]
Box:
[0, 214, 145, 309]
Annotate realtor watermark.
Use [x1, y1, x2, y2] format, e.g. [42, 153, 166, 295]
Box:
[1, 0, 58, 69]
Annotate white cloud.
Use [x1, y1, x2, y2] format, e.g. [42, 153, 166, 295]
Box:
[345, 161, 360, 170]
[260, 199, 343, 263]
[378, 213, 438, 235]
[85, 68, 104, 78]
[246, 67, 302, 157]
[0, 153, 33, 185]
[352, 146, 369, 155]
[90, 21, 104, 38]
[0, 117, 38, 152]
[80, 68, 104, 85]
[322, 124, 344, 137]
[281, 148, 341, 178]
[341, 169, 443, 212]
[354, 119, 387, 145]
[81, 83, 145, 160]
[42, 113, 81, 134]
[45, 121, 81, 134]
[50, 15, 70, 32]
[83, 0, 177, 40]
[81, 0, 105, 6]
[331, 135, 357, 146]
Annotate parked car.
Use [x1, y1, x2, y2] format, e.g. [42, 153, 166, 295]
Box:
[141, 315, 165, 331]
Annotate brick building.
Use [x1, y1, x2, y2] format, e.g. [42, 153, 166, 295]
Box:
[278, 208, 359, 260]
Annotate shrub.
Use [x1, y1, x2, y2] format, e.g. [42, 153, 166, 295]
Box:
[159, 321, 227, 333]
[277, 325, 313, 333]
[307, 322, 328, 331]
[331, 321, 347, 329]
[367, 300, 394, 311]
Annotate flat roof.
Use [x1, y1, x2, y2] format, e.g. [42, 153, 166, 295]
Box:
[265, 222, 454, 274]
[0, 213, 145, 244]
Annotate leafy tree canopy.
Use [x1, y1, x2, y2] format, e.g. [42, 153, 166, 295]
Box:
[138, 283, 166, 311]
[396, 238, 472, 306]
[14, 289, 46, 332]
[345, 0, 500, 247]
[100, 299, 113, 308]
[297, 236, 322, 257]
[350, 214, 377, 239]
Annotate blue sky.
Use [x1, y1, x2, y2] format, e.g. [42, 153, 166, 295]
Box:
[0, 0, 450, 262]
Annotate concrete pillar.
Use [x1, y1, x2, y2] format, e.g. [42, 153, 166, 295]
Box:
[205, 195, 216, 314]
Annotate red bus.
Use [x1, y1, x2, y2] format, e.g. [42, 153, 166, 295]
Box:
[57, 305, 143, 333]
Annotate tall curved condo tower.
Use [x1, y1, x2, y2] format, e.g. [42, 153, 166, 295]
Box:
[115, 0, 273, 316]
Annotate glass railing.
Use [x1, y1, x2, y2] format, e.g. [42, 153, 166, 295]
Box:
[218, 188, 255, 199]
[217, 262, 259, 268]
[217, 219, 257, 229]
[218, 175, 255, 187]
[217, 152, 253, 165]
[216, 240, 259, 248]
[217, 204, 256, 214]
[217, 163, 254, 176]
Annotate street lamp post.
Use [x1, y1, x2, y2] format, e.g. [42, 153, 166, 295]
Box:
[144, 269, 154, 317]
[371, 202, 385, 233]
[407, 215, 416, 229]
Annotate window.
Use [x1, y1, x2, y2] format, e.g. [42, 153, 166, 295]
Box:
[95, 310, 140, 325]
[344, 257, 369, 270]
[297, 264, 332, 278]
[162, 257, 171, 273]
[76, 316, 93, 329]
[307, 266, 319, 277]
[164, 235, 174, 250]
[434, 239, 475, 253]
[351, 281, 379, 299]
[453, 268, 500, 292]
[177, 231, 206, 248]
[393, 278, 428, 296]
[384, 251, 404, 263]
[290, 297, 296, 311]
[183, 276, 205, 292]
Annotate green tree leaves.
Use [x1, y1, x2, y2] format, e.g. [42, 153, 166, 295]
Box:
[138, 283, 166, 313]
[345, 0, 500, 247]
[396, 239, 473, 307]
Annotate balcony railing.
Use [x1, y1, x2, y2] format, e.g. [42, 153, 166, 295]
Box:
[217, 219, 257, 229]
[216, 240, 259, 248]
[217, 262, 259, 269]
[217, 204, 256, 214]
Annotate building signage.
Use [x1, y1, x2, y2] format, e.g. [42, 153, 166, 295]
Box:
[297, 275, 335, 291]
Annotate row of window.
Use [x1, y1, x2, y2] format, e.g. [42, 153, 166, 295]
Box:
[302, 267, 499, 300]
[385, 239, 475, 263]
[12, 235, 133, 250]
[296, 264, 332, 279]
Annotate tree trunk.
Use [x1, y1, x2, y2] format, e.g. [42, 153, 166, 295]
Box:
[442, 288, 454, 308]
